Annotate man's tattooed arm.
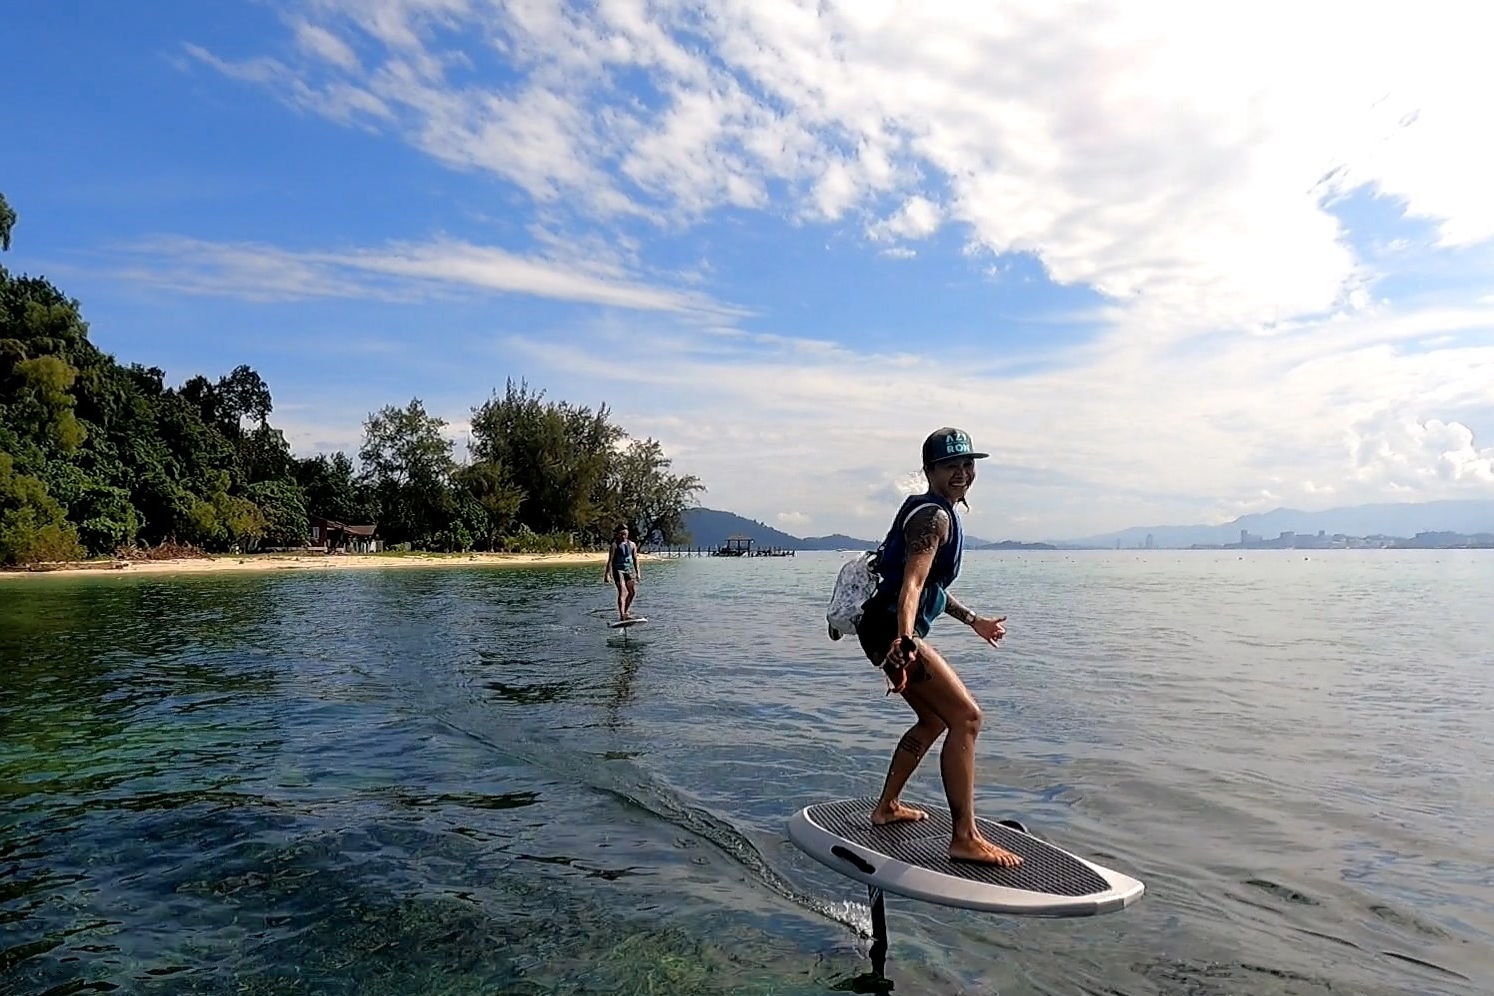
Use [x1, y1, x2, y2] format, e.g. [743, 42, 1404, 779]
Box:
[892, 506, 949, 643]
[902, 506, 949, 555]
[943, 592, 977, 626]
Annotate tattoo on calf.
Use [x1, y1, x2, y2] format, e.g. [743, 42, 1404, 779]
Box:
[896, 730, 926, 757]
[904, 507, 947, 555]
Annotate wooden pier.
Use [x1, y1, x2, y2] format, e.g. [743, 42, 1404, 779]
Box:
[649, 534, 796, 558]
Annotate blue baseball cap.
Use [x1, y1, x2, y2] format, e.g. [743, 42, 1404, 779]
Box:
[922, 427, 989, 466]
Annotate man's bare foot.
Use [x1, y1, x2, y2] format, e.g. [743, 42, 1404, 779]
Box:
[870, 801, 929, 826]
[949, 835, 1023, 867]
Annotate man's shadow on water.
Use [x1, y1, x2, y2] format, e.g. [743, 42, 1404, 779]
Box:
[602, 639, 644, 731]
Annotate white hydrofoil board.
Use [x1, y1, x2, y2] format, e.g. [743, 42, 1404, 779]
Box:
[788, 797, 1143, 917]
[607, 617, 649, 629]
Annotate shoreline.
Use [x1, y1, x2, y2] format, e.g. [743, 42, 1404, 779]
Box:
[0, 550, 652, 580]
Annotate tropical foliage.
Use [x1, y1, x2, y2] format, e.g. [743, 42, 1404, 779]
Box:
[0, 192, 704, 565]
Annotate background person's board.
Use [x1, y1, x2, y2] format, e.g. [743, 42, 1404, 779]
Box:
[788, 797, 1144, 917]
[607, 617, 649, 629]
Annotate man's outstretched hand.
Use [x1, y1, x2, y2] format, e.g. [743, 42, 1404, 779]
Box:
[972, 615, 1007, 647]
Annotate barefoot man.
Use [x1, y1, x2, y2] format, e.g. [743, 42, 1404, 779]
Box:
[855, 428, 1022, 867]
[604, 524, 640, 621]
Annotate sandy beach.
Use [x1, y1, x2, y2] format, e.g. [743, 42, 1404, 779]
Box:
[0, 550, 652, 579]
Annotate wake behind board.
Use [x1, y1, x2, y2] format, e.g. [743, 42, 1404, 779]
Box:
[788, 797, 1143, 917]
[607, 617, 648, 629]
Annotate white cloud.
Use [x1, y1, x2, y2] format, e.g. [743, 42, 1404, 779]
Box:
[183, 43, 393, 125]
[1349, 411, 1494, 489]
[188, 0, 1494, 336]
[293, 21, 361, 71]
[169, 1, 1494, 539]
[266, 298, 1494, 540]
[106, 235, 739, 315]
[483, 297, 1494, 540]
[869, 196, 942, 244]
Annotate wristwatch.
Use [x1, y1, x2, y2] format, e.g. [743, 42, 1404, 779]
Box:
[898, 635, 917, 655]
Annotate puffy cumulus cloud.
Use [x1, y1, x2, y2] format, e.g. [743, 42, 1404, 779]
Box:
[1349, 411, 1494, 490]
[869, 196, 943, 245]
[192, 0, 1494, 334]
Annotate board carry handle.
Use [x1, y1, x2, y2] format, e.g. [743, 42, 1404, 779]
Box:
[831, 845, 876, 874]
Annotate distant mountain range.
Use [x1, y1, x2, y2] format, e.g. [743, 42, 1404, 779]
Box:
[677, 499, 1494, 552]
[676, 508, 1055, 551]
[677, 509, 872, 551]
[1052, 498, 1494, 549]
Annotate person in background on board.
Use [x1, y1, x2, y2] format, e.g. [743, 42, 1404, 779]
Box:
[604, 524, 641, 621]
[855, 427, 1022, 867]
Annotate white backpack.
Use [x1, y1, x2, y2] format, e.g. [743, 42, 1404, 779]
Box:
[825, 501, 941, 640]
[825, 552, 879, 640]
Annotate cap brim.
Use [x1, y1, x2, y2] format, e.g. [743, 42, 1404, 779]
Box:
[931, 451, 989, 463]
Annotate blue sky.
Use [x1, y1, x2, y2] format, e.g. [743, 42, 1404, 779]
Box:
[4, 0, 1493, 542]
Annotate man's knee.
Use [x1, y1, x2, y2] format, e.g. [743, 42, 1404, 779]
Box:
[948, 704, 983, 736]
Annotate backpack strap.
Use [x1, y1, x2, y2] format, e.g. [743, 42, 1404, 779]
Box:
[871, 501, 945, 572]
[901, 501, 942, 529]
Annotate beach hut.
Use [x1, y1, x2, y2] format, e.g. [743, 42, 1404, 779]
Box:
[309, 516, 382, 553]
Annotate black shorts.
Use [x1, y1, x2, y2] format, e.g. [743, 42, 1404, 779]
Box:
[857, 596, 930, 685]
[856, 601, 897, 664]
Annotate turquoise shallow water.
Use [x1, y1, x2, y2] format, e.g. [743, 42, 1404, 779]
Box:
[2, 550, 1492, 995]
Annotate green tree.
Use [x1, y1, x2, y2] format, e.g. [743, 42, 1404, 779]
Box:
[132, 469, 197, 546]
[359, 398, 455, 547]
[604, 437, 705, 545]
[216, 363, 273, 427]
[239, 421, 294, 485]
[39, 461, 138, 554]
[244, 479, 308, 547]
[467, 378, 705, 547]
[14, 355, 87, 453]
[452, 459, 525, 550]
[71, 480, 139, 554]
[295, 451, 376, 523]
[0, 192, 14, 252]
[469, 379, 623, 536]
[182, 470, 269, 552]
[0, 450, 83, 564]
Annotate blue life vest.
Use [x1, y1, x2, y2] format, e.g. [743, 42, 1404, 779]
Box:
[611, 540, 636, 574]
[866, 492, 963, 636]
